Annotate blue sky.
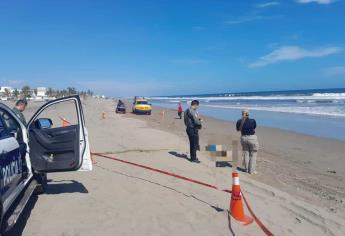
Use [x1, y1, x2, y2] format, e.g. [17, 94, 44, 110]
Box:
[0, 0, 344, 96]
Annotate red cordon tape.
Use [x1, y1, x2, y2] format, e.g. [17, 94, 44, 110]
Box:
[92, 152, 231, 193]
[241, 192, 275, 236]
[91, 152, 274, 236]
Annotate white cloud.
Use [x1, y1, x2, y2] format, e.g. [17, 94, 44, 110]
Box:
[256, 1, 280, 8]
[172, 58, 207, 65]
[249, 46, 343, 68]
[323, 66, 345, 76]
[225, 16, 264, 25]
[224, 15, 281, 25]
[297, 0, 334, 4]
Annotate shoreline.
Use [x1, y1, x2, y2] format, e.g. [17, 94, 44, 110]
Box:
[125, 102, 345, 219]
[151, 102, 345, 141]
[199, 109, 345, 142]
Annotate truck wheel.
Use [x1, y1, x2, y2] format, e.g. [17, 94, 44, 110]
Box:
[34, 173, 48, 195]
[148, 111, 151, 115]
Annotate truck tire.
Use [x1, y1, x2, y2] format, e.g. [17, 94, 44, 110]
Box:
[34, 173, 48, 195]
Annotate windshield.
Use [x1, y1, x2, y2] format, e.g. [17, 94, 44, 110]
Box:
[136, 101, 148, 105]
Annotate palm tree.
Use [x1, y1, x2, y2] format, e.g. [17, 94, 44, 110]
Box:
[21, 85, 31, 98]
[12, 89, 19, 99]
[87, 89, 94, 96]
[46, 87, 54, 97]
[4, 88, 11, 98]
[66, 87, 77, 96]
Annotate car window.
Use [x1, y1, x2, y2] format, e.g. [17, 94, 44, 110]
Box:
[136, 101, 148, 105]
[0, 114, 8, 139]
[0, 108, 20, 140]
[34, 99, 79, 128]
[0, 109, 20, 133]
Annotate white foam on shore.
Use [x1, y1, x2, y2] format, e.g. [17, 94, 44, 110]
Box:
[150, 92, 345, 101]
[202, 104, 345, 117]
[150, 92, 345, 117]
[312, 92, 345, 97]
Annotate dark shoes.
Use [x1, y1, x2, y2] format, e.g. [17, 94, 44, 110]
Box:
[190, 158, 200, 163]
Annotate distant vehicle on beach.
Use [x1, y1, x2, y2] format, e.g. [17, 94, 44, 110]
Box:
[132, 97, 152, 115]
[116, 100, 126, 114]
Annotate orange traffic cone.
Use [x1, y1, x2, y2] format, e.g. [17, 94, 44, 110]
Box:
[91, 155, 97, 164]
[230, 171, 253, 225]
[62, 118, 70, 127]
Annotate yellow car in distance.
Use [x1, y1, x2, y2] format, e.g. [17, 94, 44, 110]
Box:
[132, 98, 152, 115]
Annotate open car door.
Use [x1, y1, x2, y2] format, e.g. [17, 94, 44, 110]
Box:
[28, 95, 92, 172]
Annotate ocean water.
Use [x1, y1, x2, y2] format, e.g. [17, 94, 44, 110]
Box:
[148, 88, 345, 141]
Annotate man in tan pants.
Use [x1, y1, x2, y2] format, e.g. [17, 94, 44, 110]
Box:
[236, 109, 259, 174]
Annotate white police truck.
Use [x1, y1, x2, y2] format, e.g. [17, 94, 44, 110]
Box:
[0, 95, 92, 234]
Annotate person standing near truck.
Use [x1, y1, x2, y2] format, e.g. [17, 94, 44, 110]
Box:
[236, 109, 259, 174]
[184, 100, 202, 163]
[12, 99, 28, 126]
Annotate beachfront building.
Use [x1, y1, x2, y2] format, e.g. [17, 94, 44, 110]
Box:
[0, 86, 14, 100]
[0, 86, 14, 94]
[36, 87, 47, 97]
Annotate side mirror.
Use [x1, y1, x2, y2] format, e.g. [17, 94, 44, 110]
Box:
[35, 118, 53, 129]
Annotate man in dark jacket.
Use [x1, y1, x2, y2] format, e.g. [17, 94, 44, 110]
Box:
[12, 99, 28, 126]
[184, 100, 202, 163]
[236, 109, 259, 174]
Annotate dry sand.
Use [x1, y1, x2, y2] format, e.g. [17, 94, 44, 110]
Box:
[3, 98, 345, 236]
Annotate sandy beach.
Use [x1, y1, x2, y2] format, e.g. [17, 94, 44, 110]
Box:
[3, 98, 345, 236]
[133, 103, 345, 216]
